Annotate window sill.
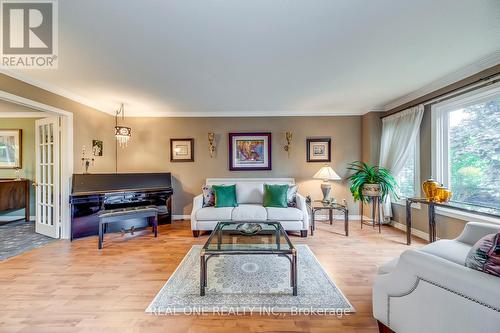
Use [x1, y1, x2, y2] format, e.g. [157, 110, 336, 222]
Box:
[435, 207, 500, 224]
[393, 199, 421, 210]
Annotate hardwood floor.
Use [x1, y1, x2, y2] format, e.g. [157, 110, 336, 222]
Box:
[0, 220, 425, 333]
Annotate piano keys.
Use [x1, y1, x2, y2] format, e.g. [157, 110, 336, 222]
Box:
[70, 173, 173, 240]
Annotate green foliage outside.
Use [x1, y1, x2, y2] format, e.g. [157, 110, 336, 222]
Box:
[449, 100, 500, 209]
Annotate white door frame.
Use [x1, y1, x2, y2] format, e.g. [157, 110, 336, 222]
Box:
[0, 90, 73, 239]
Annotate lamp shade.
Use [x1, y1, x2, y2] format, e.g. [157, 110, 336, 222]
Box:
[313, 165, 341, 181]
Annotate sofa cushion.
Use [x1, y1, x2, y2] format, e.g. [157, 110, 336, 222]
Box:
[266, 207, 303, 221]
[232, 204, 267, 221]
[202, 185, 215, 207]
[263, 184, 289, 208]
[213, 185, 238, 208]
[420, 239, 472, 266]
[287, 185, 298, 207]
[196, 207, 233, 221]
[236, 183, 264, 204]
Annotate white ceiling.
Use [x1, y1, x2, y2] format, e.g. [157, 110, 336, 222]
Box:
[5, 0, 500, 116]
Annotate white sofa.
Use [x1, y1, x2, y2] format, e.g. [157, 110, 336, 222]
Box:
[373, 222, 500, 333]
[190, 178, 310, 237]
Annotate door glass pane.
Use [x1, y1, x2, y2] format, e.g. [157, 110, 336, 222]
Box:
[49, 123, 54, 143]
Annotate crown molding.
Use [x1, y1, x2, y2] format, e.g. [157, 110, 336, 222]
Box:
[381, 51, 500, 111]
[124, 110, 365, 117]
[0, 111, 47, 118]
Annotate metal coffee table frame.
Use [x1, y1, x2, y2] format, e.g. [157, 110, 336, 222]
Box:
[200, 221, 297, 296]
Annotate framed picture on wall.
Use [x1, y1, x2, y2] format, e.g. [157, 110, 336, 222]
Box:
[229, 132, 271, 171]
[306, 137, 331, 162]
[0, 129, 22, 169]
[92, 140, 103, 156]
[170, 138, 194, 162]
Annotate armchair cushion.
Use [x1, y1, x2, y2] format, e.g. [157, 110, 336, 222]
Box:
[419, 239, 471, 266]
[378, 257, 399, 275]
[465, 233, 500, 278]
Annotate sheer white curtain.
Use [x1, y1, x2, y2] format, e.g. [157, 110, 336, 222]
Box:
[379, 105, 424, 220]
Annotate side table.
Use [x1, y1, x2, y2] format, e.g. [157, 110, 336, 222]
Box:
[307, 199, 349, 236]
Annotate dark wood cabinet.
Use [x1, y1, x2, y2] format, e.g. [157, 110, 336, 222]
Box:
[0, 179, 30, 222]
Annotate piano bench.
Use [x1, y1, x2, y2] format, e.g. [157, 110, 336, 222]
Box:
[97, 206, 158, 249]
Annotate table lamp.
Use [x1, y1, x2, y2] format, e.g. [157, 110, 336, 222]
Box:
[313, 164, 341, 202]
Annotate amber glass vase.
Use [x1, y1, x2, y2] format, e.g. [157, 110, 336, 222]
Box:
[422, 179, 440, 201]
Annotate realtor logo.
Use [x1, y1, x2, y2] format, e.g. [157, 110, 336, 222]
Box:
[1, 0, 58, 68]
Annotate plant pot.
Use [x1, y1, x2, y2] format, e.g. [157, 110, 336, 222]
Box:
[362, 183, 381, 197]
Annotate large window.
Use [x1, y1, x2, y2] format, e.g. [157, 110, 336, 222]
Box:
[395, 137, 419, 199]
[432, 84, 500, 210]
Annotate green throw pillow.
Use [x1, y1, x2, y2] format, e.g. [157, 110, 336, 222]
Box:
[263, 184, 289, 208]
[213, 185, 238, 208]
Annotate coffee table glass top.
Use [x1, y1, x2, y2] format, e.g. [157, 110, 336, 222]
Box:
[203, 221, 294, 253]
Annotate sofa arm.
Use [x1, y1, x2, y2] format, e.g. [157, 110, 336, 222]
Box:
[296, 194, 310, 229]
[190, 194, 204, 230]
[373, 249, 500, 326]
[455, 222, 500, 245]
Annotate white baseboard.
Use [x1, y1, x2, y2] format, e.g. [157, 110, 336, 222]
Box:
[172, 215, 190, 220]
[0, 215, 35, 222]
[391, 220, 430, 241]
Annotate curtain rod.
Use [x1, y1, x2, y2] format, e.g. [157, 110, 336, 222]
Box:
[380, 73, 500, 119]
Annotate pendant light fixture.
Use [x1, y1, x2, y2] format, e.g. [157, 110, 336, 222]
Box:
[114, 103, 131, 147]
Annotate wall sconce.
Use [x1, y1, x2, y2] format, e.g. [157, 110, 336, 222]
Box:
[208, 132, 216, 158]
[81, 145, 95, 174]
[284, 131, 292, 157]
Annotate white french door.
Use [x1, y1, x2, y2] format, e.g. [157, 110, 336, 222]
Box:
[35, 117, 60, 238]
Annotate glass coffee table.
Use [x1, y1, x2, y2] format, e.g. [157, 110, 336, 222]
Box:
[200, 221, 297, 296]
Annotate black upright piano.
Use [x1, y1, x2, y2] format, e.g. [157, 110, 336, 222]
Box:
[70, 173, 173, 240]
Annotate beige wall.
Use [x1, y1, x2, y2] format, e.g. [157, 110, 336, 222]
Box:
[361, 112, 382, 165]
[118, 116, 362, 216]
[0, 117, 37, 216]
[0, 74, 117, 174]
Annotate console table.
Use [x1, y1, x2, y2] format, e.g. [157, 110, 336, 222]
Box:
[0, 179, 30, 222]
[307, 199, 349, 236]
[405, 198, 500, 245]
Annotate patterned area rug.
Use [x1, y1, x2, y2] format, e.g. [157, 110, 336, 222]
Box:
[146, 245, 355, 315]
[0, 220, 55, 260]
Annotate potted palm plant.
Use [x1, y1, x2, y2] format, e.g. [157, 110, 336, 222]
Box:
[347, 161, 398, 202]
